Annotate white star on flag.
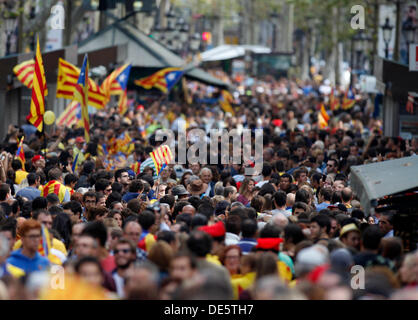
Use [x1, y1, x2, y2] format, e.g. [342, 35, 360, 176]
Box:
[167, 73, 176, 81]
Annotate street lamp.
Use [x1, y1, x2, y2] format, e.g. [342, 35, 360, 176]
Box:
[381, 17, 394, 59]
[403, 18, 417, 63]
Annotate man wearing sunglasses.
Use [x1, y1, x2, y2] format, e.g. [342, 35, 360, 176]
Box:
[111, 238, 137, 298]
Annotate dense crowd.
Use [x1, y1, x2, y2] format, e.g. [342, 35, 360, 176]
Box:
[0, 72, 417, 300]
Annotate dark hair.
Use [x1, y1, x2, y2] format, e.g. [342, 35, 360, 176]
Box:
[225, 215, 241, 235]
[138, 210, 155, 231]
[197, 204, 214, 220]
[95, 178, 111, 193]
[0, 218, 17, 238]
[48, 205, 64, 216]
[362, 225, 383, 251]
[115, 168, 128, 181]
[175, 213, 192, 228]
[187, 230, 212, 258]
[310, 214, 331, 234]
[173, 201, 191, 221]
[259, 223, 281, 238]
[261, 162, 272, 177]
[160, 195, 175, 209]
[351, 209, 365, 221]
[258, 183, 276, 197]
[190, 214, 208, 230]
[129, 180, 144, 193]
[31, 197, 48, 211]
[320, 188, 333, 202]
[64, 173, 78, 186]
[46, 193, 59, 205]
[62, 200, 83, 216]
[111, 182, 123, 194]
[81, 221, 108, 247]
[83, 191, 97, 203]
[11, 159, 22, 171]
[0, 184, 10, 201]
[52, 213, 72, 248]
[27, 172, 39, 186]
[273, 191, 287, 208]
[284, 224, 305, 244]
[295, 189, 310, 204]
[380, 211, 395, 226]
[106, 192, 122, 208]
[32, 209, 50, 220]
[292, 202, 309, 215]
[241, 219, 257, 238]
[157, 230, 176, 244]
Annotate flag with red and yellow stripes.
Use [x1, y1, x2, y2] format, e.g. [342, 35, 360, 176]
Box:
[74, 54, 90, 143]
[320, 103, 330, 122]
[41, 180, 68, 203]
[56, 58, 105, 109]
[56, 100, 81, 127]
[342, 89, 355, 110]
[13, 59, 48, 95]
[16, 136, 25, 171]
[26, 38, 47, 132]
[329, 88, 339, 111]
[149, 145, 174, 176]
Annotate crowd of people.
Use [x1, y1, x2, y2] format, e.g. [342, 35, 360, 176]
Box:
[0, 71, 417, 300]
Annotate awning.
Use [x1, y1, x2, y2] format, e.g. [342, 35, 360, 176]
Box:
[349, 156, 418, 214]
[201, 45, 272, 62]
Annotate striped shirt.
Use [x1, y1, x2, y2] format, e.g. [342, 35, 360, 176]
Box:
[140, 157, 157, 180]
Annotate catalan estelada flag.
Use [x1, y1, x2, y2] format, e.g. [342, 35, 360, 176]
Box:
[56, 58, 105, 109]
[134, 67, 184, 93]
[101, 64, 132, 114]
[56, 100, 81, 127]
[149, 145, 174, 175]
[26, 37, 47, 132]
[329, 88, 339, 110]
[342, 88, 355, 110]
[16, 136, 25, 171]
[74, 54, 90, 143]
[219, 90, 235, 115]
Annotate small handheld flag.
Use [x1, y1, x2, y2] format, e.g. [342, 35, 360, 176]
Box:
[74, 54, 90, 143]
[72, 153, 79, 173]
[149, 145, 174, 176]
[16, 136, 26, 171]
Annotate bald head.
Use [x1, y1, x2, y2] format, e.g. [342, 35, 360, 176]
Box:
[341, 187, 353, 203]
[271, 213, 289, 228]
[182, 205, 196, 216]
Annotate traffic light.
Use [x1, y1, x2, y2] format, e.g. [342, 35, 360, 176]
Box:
[202, 32, 212, 44]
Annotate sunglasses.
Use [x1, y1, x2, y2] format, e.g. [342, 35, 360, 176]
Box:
[114, 249, 131, 254]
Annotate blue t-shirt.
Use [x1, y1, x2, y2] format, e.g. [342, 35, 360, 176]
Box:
[7, 249, 50, 275]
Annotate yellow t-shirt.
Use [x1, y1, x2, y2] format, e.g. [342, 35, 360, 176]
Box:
[206, 254, 222, 266]
[231, 272, 256, 300]
[15, 170, 28, 185]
